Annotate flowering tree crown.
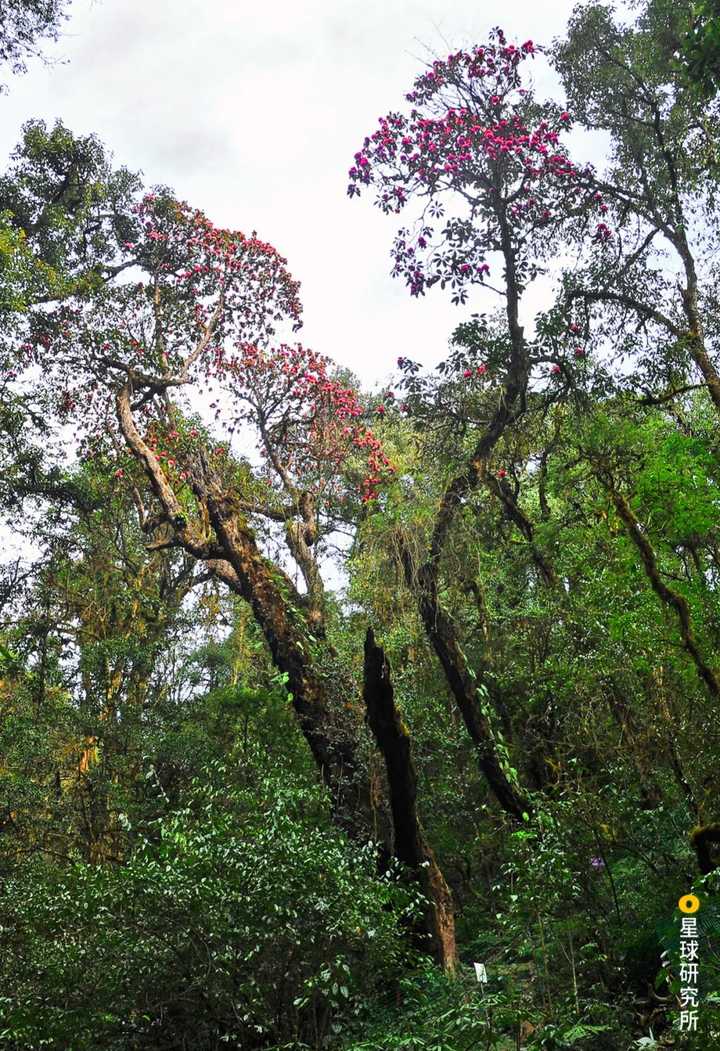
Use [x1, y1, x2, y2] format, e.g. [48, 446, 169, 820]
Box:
[348, 29, 610, 303]
[16, 193, 390, 503]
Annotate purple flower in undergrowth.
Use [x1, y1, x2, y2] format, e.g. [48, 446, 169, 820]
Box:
[590, 855, 605, 871]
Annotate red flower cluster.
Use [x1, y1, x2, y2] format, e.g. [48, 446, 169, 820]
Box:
[348, 29, 611, 298]
[20, 194, 306, 445]
[219, 343, 394, 502]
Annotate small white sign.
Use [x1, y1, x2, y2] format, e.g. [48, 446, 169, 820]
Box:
[473, 962, 488, 984]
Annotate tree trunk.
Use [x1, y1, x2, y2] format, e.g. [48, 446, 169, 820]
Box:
[202, 487, 366, 836]
[483, 473, 557, 586]
[116, 385, 368, 838]
[363, 628, 457, 972]
[404, 555, 530, 822]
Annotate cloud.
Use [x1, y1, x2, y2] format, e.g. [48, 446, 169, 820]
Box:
[0, 0, 594, 385]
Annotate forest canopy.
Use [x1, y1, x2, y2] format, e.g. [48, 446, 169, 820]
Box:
[1, 1, 720, 1048]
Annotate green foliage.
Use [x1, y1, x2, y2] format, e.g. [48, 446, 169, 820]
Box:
[2, 2, 720, 1048]
[0, 0, 70, 87]
[0, 760, 416, 1051]
[0, 119, 140, 288]
[340, 966, 513, 1051]
[682, 0, 720, 96]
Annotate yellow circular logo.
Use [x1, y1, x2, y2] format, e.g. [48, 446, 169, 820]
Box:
[679, 894, 701, 914]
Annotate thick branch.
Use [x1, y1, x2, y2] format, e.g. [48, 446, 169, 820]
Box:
[565, 288, 681, 338]
[608, 484, 720, 700]
[483, 474, 557, 586]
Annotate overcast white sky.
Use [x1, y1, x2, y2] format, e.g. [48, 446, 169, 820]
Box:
[0, 0, 592, 387]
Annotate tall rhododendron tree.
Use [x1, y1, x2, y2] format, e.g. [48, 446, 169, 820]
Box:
[10, 175, 448, 959]
[348, 28, 610, 306]
[347, 30, 610, 822]
[13, 189, 390, 835]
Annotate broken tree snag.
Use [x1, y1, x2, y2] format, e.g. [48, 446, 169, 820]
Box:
[691, 823, 720, 875]
[363, 628, 457, 973]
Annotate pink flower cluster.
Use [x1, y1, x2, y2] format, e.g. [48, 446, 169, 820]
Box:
[16, 193, 308, 466]
[220, 343, 394, 502]
[348, 29, 612, 298]
[547, 322, 590, 380]
[128, 195, 303, 336]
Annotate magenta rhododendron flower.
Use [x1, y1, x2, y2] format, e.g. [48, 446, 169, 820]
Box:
[347, 29, 609, 301]
[220, 341, 394, 502]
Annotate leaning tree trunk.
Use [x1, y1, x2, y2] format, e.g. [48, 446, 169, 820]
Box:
[363, 628, 457, 972]
[394, 314, 534, 822]
[202, 486, 366, 834]
[607, 483, 720, 701]
[116, 385, 367, 838]
[405, 555, 530, 822]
